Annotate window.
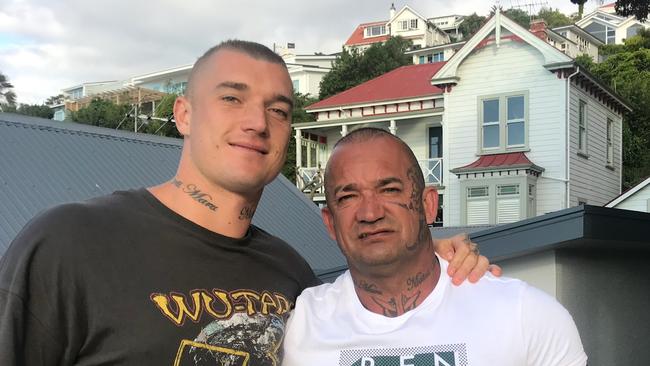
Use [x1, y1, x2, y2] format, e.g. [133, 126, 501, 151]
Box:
[479, 92, 528, 152]
[410, 19, 418, 29]
[428, 127, 442, 158]
[607, 118, 614, 166]
[507, 96, 525, 146]
[578, 100, 587, 154]
[419, 55, 426, 64]
[461, 178, 535, 225]
[427, 54, 433, 63]
[400, 20, 408, 30]
[365, 25, 386, 37]
[433, 194, 444, 227]
[292, 79, 300, 91]
[482, 99, 500, 149]
[467, 186, 490, 225]
[433, 52, 444, 62]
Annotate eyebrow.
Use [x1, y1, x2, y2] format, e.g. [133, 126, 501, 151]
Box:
[333, 177, 403, 196]
[377, 177, 403, 187]
[216, 81, 248, 91]
[215, 81, 294, 109]
[333, 183, 359, 196]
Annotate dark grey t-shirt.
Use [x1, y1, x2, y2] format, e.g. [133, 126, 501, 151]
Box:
[0, 189, 318, 365]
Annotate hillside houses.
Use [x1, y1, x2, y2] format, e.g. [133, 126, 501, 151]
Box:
[294, 10, 630, 227]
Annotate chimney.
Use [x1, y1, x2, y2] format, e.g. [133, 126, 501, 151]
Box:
[529, 19, 547, 41]
[390, 3, 396, 19]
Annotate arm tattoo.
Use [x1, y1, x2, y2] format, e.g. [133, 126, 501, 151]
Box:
[172, 180, 218, 212]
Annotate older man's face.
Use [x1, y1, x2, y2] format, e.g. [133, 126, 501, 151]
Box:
[322, 136, 438, 274]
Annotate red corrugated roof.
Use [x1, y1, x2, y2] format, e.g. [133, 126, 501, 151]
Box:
[308, 62, 446, 110]
[451, 152, 544, 174]
[345, 21, 389, 46]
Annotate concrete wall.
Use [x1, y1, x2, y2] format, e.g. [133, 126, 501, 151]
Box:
[556, 249, 650, 366]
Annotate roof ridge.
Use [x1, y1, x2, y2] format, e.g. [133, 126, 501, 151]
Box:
[0, 113, 182, 148]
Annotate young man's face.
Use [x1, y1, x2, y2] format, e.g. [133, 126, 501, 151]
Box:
[176, 49, 293, 195]
[322, 136, 438, 274]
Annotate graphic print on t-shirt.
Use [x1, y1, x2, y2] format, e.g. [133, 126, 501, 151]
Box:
[150, 288, 294, 366]
[339, 344, 468, 366]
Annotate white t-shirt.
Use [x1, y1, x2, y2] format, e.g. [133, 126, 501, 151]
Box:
[283, 257, 587, 366]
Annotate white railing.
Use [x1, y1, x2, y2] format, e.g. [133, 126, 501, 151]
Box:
[297, 167, 325, 195]
[418, 158, 443, 185]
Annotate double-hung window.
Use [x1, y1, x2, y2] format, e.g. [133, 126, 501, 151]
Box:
[479, 92, 528, 152]
[606, 118, 614, 166]
[410, 19, 418, 29]
[578, 100, 587, 155]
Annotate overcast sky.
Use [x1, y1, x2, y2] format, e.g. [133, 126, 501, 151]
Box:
[1, 0, 603, 104]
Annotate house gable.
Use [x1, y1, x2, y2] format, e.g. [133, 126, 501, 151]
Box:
[432, 10, 572, 85]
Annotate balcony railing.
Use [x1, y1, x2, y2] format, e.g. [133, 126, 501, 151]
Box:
[297, 167, 325, 196]
[418, 158, 443, 185]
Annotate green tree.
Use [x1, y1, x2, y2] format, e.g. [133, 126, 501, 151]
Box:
[282, 92, 318, 183]
[503, 8, 531, 29]
[143, 93, 181, 138]
[616, 0, 650, 21]
[537, 7, 574, 28]
[570, 0, 588, 19]
[12, 104, 54, 119]
[45, 94, 65, 106]
[579, 31, 650, 188]
[319, 36, 412, 100]
[0, 71, 17, 109]
[459, 13, 487, 41]
[70, 98, 133, 129]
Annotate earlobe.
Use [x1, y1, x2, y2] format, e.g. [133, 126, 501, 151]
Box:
[173, 96, 192, 137]
[321, 207, 337, 241]
[422, 187, 439, 225]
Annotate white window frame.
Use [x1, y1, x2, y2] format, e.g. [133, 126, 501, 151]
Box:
[578, 99, 588, 156]
[432, 51, 444, 62]
[606, 118, 614, 167]
[410, 19, 418, 29]
[460, 176, 536, 225]
[478, 91, 529, 154]
[400, 20, 408, 30]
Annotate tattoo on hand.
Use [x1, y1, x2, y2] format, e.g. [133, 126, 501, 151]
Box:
[172, 182, 218, 212]
[406, 270, 432, 291]
[354, 279, 383, 295]
[238, 206, 255, 220]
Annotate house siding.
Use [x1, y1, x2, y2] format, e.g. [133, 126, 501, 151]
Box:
[444, 38, 567, 226]
[614, 185, 650, 213]
[569, 85, 622, 206]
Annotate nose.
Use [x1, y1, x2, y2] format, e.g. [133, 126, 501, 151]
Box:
[240, 104, 269, 136]
[355, 193, 385, 224]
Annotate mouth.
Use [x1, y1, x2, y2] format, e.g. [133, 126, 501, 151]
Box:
[358, 229, 394, 240]
[229, 142, 268, 155]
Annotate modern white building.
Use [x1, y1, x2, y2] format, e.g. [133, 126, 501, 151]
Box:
[281, 53, 336, 97]
[295, 10, 630, 227]
[576, 2, 650, 45]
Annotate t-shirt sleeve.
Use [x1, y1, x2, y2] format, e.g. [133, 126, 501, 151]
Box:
[0, 210, 76, 365]
[521, 284, 588, 366]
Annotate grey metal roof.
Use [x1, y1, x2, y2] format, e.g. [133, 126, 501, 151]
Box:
[470, 205, 650, 261]
[0, 112, 344, 275]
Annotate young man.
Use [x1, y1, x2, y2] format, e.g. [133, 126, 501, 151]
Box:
[0, 41, 492, 365]
[283, 128, 587, 366]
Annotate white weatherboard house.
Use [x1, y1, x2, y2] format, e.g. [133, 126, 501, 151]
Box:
[295, 11, 631, 227]
[576, 2, 650, 45]
[605, 177, 650, 213]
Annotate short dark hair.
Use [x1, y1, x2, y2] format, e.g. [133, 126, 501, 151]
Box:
[186, 39, 287, 98]
[324, 127, 425, 205]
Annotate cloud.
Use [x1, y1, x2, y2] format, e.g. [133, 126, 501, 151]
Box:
[0, 0, 593, 105]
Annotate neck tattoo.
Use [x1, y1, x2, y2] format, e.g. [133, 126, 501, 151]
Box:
[171, 178, 218, 212]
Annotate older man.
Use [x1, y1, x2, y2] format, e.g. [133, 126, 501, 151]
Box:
[283, 128, 587, 366]
[0, 41, 492, 366]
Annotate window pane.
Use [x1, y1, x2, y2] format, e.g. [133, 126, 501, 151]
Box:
[483, 125, 499, 148]
[468, 187, 489, 197]
[498, 185, 520, 195]
[507, 96, 524, 120]
[507, 121, 525, 146]
[483, 99, 499, 123]
[419, 55, 425, 64]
